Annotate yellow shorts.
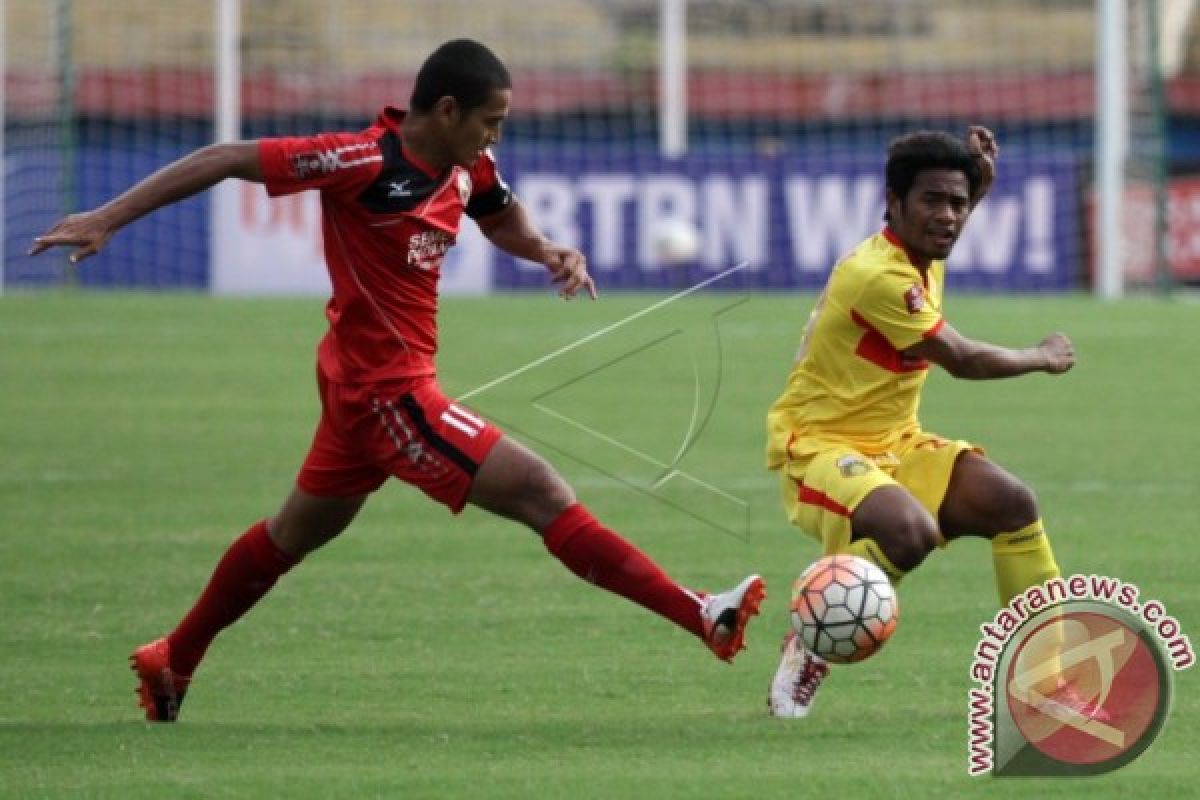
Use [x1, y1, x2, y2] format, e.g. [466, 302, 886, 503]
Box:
[776, 432, 981, 554]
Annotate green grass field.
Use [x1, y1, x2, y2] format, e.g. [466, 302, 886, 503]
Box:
[1, 291, 1197, 798]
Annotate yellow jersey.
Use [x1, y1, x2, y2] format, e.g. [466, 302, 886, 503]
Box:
[767, 229, 946, 467]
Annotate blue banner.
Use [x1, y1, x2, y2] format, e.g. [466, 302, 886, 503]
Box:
[5, 136, 1080, 292]
[493, 149, 1081, 291]
[6, 136, 209, 289]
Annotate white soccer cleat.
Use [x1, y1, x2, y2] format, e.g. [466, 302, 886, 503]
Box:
[700, 574, 766, 663]
[768, 631, 830, 718]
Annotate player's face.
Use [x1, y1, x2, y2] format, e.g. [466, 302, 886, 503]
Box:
[445, 89, 511, 168]
[887, 169, 971, 265]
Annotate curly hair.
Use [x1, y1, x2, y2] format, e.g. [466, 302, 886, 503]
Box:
[884, 131, 982, 220]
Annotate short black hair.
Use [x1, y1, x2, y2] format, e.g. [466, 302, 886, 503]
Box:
[410, 39, 512, 114]
[885, 131, 982, 215]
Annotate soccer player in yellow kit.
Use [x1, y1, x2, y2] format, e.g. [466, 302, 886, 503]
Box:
[765, 128, 1079, 718]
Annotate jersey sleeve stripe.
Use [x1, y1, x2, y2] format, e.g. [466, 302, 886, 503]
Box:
[336, 155, 383, 169]
[850, 310, 930, 373]
[332, 142, 378, 154]
[445, 404, 486, 430]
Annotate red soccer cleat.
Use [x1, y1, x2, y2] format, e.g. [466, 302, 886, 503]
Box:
[129, 637, 191, 722]
[701, 575, 766, 663]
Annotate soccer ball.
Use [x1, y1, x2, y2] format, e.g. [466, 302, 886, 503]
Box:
[790, 554, 899, 664]
[651, 218, 701, 264]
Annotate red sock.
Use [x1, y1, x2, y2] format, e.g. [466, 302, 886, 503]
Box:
[166, 520, 297, 676]
[543, 504, 705, 638]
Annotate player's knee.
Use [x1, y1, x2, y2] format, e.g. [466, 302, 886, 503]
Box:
[994, 480, 1039, 532]
[518, 453, 575, 513]
[878, 510, 940, 572]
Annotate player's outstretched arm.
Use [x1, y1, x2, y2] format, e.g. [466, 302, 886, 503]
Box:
[477, 199, 597, 300]
[29, 141, 262, 264]
[966, 125, 999, 209]
[905, 322, 1074, 380]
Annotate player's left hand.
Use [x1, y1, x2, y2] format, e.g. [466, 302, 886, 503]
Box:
[1038, 332, 1075, 374]
[544, 245, 597, 300]
[966, 125, 999, 207]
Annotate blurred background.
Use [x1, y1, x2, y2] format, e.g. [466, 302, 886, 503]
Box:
[3, 0, 1196, 295]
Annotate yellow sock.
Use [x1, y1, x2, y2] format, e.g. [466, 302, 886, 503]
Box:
[991, 519, 1061, 605]
[992, 520, 1067, 694]
[843, 538, 907, 584]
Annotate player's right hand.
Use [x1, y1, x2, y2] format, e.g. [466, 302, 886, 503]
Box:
[545, 244, 597, 301]
[1038, 332, 1075, 374]
[28, 211, 116, 264]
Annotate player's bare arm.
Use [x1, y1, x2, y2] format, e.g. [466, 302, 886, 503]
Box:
[477, 199, 597, 300]
[29, 142, 262, 264]
[905, 322, 1074, 379]
[966, 125, 998, 209]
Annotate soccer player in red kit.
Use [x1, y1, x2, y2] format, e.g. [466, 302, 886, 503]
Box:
[30, 39, 765, 722]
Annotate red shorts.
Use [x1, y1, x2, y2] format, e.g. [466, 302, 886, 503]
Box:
[296, 369, 503, 512]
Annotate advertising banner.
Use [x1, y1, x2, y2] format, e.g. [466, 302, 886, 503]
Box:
[207, 150, 1081, 295]
[1087, 175, 1200, 283]
[493, 150, 1080, 291]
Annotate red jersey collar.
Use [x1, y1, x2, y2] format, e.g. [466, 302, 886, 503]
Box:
[882, 226, 933, 268]
[881, 226, 904, 250]
[882, 226, 932, 285]
[375, 106, 442, 179]
[375, 105, 406, 133]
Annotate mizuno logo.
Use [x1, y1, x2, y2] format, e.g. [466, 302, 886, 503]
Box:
[388, 180, 413, 198]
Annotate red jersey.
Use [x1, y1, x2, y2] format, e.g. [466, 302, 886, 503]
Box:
[258, 107, 513, 383]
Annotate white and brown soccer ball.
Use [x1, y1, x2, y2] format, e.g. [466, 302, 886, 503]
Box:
[790, 554, 899, 664]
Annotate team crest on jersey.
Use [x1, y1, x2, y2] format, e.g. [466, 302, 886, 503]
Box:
[904, 284, 926, 314]
[836, 455, 871, 478]
[456, 171, 473, 206]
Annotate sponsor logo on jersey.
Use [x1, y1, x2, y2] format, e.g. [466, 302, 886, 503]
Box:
[292, 151, 336, 179]
[407, 230, 454, 271]
[291, 142, 380, 180]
